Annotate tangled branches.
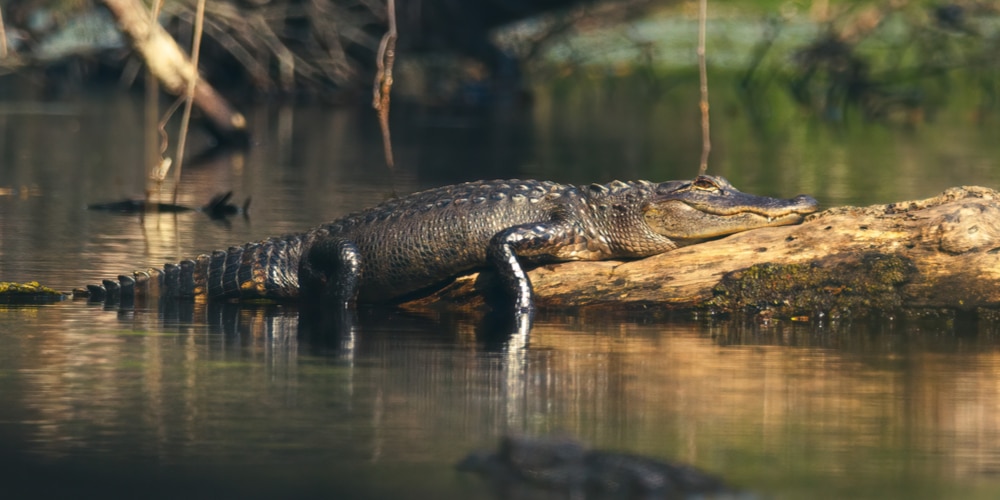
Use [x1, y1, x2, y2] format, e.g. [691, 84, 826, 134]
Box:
[157, 0, 384, 96]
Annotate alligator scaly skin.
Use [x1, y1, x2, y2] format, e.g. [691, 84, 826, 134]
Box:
[82, 177, 819, 311]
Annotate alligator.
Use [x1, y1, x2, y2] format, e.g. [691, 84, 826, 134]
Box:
[78, 176, 818, 313]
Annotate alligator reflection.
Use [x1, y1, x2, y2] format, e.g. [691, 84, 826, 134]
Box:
[27, 301, 1000, 497]
[99, 299, 535, 367]
[111, 301, 533, 351]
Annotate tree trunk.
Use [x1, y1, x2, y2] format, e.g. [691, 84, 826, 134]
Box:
[101, 0, 248, 144]
[402, 186, 1000, 318]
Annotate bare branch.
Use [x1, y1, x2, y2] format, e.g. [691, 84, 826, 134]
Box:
[101, 0, 247, 141]
[171, 0, 207, 205]
[373, 0, 397, 169]
[0, 5, 8, 58]
[697, 0, 711, 176]
[144, 0, 164, 208]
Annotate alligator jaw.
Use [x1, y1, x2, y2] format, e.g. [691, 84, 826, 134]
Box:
[690, 194, 820, 218]
[643, 189, 820, 244]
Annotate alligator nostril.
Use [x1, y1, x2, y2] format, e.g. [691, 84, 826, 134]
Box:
[794, 195, 819, 208]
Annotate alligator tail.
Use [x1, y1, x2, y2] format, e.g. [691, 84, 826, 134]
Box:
[79, 233, 308, 305]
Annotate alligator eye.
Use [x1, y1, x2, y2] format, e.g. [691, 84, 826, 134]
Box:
[691, 177, 720, 191]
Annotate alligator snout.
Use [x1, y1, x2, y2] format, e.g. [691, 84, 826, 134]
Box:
[791, 194, 820, 213]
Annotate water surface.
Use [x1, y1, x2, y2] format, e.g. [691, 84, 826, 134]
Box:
[2, 80, 1000, 498]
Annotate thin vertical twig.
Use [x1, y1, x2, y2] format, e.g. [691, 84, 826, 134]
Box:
[0, 5, 8, 58]
[144, 0, 164, 207]
[697, 0, 711, 175]
[373, 0, 397, 169]
[172, 0, 207, 205]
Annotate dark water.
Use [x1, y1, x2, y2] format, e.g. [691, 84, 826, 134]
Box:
[3, 78, 1000, 498]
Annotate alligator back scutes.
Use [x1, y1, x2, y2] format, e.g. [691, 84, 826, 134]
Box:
[194, 235, 305, 300]
[320, 180, 574, 234]
[82, 233, 306, 304]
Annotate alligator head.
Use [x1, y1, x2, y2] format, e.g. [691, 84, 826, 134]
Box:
[644, 175, 819, 244]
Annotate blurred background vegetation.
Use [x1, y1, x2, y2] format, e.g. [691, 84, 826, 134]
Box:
[1, 0, 999, 117]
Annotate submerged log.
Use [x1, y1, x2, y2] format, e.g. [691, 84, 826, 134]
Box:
[403, 186, 1000, 318]
[457, 435, 733, 498]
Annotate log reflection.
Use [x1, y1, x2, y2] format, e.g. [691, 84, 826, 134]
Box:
[4, 305, 1000, 491]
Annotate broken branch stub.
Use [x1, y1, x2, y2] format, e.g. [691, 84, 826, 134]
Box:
[101, 0, 248, 144]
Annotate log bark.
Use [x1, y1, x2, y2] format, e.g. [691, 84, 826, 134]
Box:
[402, 186, 1000, 318]
[101, 0, 248, 144]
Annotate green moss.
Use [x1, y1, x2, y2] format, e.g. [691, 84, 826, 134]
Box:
[0, 281, 66, 303]
[706, 253, 917, 319]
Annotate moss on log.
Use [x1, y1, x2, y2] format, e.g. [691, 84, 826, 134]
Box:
[0, 282, 66, 304]
[706, 253, 919, 319]
[401, 186, 1000, 318]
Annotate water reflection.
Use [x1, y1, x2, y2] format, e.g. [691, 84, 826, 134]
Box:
[5, 83, 1000, 497]
[3, 302, 1000, 497]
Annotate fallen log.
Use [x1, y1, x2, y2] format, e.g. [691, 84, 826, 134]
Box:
[101, 0, 248, 144]
[402, 186, 1000, 318]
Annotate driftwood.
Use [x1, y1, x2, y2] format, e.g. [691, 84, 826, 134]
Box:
[403, 186, 1000, 318]
[101, 0, 248, 143]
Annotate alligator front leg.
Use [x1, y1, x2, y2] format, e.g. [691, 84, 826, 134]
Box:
[299, 234, 362, 308]
[488, 221, 578, 315]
